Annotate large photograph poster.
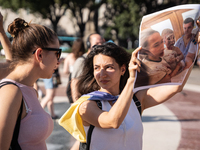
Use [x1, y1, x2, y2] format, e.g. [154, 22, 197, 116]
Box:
[133, 4, 200, 92]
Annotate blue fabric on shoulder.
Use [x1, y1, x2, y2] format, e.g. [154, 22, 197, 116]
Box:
[82, 91, 119, 102]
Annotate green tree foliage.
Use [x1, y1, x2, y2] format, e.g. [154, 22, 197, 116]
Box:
[103, 0, 199, 48]
[0, 0, 105, 36]
[134, 0, 199, 15]
[22, 0, 69, 33]
[65, 0, 106, 37]
[0, 0, 68, 33]
[102, 0, 141, 47]
[0, 0, 26, 11]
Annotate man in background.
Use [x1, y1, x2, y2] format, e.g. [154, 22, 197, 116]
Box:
[70, 33, 104, 102]
[175, 17, 196, 59]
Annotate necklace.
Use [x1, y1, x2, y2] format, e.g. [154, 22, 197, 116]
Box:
[183, 35, 191, 47]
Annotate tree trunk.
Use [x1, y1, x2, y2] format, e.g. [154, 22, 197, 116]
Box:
[94, 9, 99, 34]
[78, 23, 85, 38]
[52, 22, 57, 33]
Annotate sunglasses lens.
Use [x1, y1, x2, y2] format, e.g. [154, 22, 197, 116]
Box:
[57, 51, 61, 60]
[42, 48, 61, 60]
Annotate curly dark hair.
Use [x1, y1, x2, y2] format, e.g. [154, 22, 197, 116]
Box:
[77, 42, 131, 96]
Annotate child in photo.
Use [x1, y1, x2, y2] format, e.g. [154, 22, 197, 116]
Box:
[161, 28, 185, 72]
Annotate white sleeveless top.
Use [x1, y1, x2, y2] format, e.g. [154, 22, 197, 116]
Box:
[84, 100, 143, 150]
[69, 65, 73, 73]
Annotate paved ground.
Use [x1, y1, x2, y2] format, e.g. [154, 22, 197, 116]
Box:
[143, 66, 200, 150]
[37, 64, 200, 150]
[165, 66, 200, 150]
[164, 90, 200, 150]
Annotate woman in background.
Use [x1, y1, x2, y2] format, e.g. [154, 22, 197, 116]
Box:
[63, 38, 85, 103]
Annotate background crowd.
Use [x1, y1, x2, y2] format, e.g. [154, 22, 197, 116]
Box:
[0, 3, 200, 150]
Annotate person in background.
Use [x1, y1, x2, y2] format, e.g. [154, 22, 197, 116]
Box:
[0, 17, 60, 149]
[63, 38, 85, 103]
[0, 12, 12, 79]
[184, 39, 199, 69]
[70, 33, 104, 102]
[69, 33, 104, 150]
[197, 52, 200, 67]
[33, 80, 44, 100]
[40, 68, 60, 119]
[175, 17, 196, 59]
[184, 18, 200, 69]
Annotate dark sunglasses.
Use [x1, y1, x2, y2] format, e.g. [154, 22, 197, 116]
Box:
[32, 47, 62, 60]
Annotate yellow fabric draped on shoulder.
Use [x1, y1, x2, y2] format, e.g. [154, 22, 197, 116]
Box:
[59, 96, 90, 143]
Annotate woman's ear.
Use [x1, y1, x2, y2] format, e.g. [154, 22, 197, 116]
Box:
[121, 64, 126, 75]
[34, 48, 43, 62]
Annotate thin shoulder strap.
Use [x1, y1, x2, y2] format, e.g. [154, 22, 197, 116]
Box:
[0, 81, 23, 150]
[86, 100, 102, 150]
[10, 99, 23, 149]
[81, 55, 86, 59]
[133, 94, 141, 116]
[0, 81, 18, 87]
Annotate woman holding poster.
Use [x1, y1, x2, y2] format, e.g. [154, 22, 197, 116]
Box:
[59, 17, 200, 149]
[59, 4, 200, 150]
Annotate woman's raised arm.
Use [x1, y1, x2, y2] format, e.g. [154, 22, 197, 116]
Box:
[0, 12, 12, 61]
[0, 12, 12, 79]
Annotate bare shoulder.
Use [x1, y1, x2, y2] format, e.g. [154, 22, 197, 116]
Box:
[68, 53, 76, 62]
[68, 53, 74, 57]
[65, 53, 72, 60]
[79, 100, 98, 116]
[0, 83, 21, 92]
[0, 83, 23, 150]
[0, 83, 22, 105]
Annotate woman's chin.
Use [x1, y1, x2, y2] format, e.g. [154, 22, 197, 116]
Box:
[42, 74, 52, 79]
